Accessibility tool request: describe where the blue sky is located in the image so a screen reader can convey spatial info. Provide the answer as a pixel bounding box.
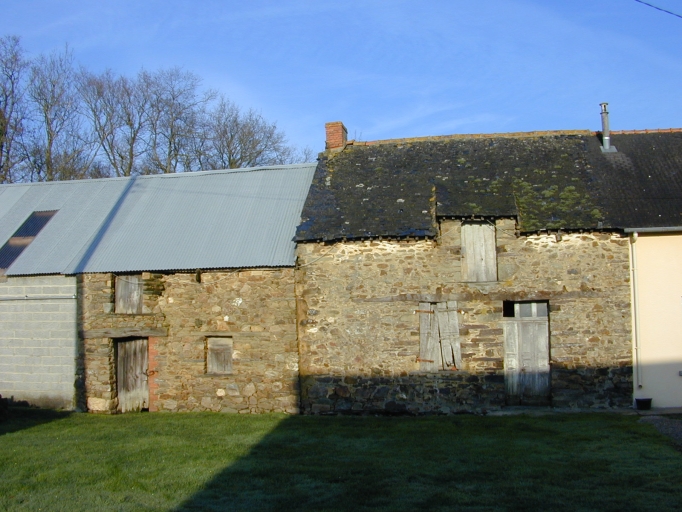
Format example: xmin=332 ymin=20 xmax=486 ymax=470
xmin=5 ymin=1 xmax=682 ymax=153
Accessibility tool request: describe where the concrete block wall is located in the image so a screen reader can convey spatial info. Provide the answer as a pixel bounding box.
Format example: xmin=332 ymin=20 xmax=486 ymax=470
xmin=0 ymin=275 xmax=77 ymax=409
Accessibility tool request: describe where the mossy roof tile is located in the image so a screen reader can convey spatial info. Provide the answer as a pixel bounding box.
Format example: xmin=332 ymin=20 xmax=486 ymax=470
xmin=295 ymin=131 xmax=682 ymax=241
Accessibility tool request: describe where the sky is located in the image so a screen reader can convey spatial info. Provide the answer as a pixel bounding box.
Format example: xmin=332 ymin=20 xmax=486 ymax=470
xmin=4 ymin=0 xmax=682 ymax=154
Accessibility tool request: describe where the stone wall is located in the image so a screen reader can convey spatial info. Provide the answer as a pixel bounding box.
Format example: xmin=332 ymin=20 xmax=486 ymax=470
xmin=81 ymin=269 xmax=299 ymax=414
xmin=295 ymin=219 xmax=633 ymax=413
xmin=80 ymin=272 xmax=165 ymax=412
xmin=0 ymin=275 xmax=77 ymax=409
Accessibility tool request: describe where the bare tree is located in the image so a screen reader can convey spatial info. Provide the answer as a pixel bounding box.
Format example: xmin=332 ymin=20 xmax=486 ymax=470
xmin=141 ymin=67 xmax=215 ymax=174
xmin=0 ymin=36 xmax=28 ymax=183
xmin=24 ymin=46 xmax=96 ymax=181
xmin=0 ymin=35 xmax=313 ymax=182
xmin=79 ymin=69 xmax=150 ymax=176
xmin=200 ymin=96 xmax=312 ymax=169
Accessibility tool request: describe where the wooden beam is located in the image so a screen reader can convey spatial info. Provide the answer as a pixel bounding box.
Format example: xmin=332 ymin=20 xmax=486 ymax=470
xmin=352 ymin=288 xmax=606 ymax=303
xmin=191 ymin=331 xmax=273 ymax=338
xmin=81 ymin=327 xmax=167 ymax=339
xmin=353 ymin=293 xmax=464 ymax=303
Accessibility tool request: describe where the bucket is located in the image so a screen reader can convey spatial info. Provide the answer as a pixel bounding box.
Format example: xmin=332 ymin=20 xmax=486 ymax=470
xmin=635 ymin=398 xmax=652 ymax=410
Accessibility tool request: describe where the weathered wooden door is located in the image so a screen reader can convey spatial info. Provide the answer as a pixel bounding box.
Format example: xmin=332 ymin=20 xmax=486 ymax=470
xmin=504 ymin=302 xmax=550 ymax=405
xmin=419 ymin=301 xmax=462 ymax=371
xmin=117 ymin=338 xmax=149 ymax=412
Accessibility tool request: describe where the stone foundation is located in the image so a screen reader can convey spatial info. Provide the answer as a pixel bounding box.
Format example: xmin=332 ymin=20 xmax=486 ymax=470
xmin=301 ymin=373 xmax=506 ymax=415
xmin=551 ymin=366 xmax=633 ymax=408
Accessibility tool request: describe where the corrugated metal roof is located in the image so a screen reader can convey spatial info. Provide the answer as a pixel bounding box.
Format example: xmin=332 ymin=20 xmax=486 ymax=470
xmin=0 ymin=163 xmax=316 ymax=275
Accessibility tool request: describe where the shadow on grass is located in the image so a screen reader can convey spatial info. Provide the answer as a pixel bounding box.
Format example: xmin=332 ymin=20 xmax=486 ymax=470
xmin=172 ymin=413 xmax=682 ymax=512
xmin=0 ymin=406 xmax=72 ymax=436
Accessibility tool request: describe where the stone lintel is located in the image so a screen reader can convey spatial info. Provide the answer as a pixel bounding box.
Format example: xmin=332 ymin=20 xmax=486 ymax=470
xmin=81 ymin=327 xmax=167 ymax=339
xmin=196 ymin=331 xmax=271 ymax=338
xmin=353 ymin=288 xmax=608 ymax=303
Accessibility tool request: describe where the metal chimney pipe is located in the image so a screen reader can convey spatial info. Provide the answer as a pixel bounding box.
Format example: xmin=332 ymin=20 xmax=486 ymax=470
xmin=600 ymin=103 xmax=611 ymax=150
xmin=599 ymin=103 xmax=617 ymax=153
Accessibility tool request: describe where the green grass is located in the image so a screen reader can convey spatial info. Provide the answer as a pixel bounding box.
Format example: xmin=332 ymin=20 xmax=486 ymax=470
xmin=1 ymin=410 xmax=681 ymax=511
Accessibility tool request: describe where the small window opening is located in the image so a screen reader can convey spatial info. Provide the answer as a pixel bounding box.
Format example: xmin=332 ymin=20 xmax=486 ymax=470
xmin=461 ymin=221 xmax=497 ymax=282
xmin=207 ymin=337 xmax=233 ymax=375
xmin=115 ymin=274 xmax=144 ymax=314
xmin=0 ymin=210 xmax=57 ymax=270
xmin=503 ymin=300 xmax=548 ymax=318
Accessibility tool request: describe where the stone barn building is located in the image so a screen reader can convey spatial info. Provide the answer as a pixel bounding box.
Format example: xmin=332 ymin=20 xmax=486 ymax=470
xmin=293 ymin=121 xmax=682 ymax=413
xmin=0 ymin=164 xmax=316 ymax=413
xmin=2 ymin=119 xmax=681 ymax=414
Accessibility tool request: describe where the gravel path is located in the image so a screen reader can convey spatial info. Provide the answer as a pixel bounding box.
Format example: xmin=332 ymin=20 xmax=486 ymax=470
xmin=639 ymin=415 xmax=682 ymax=446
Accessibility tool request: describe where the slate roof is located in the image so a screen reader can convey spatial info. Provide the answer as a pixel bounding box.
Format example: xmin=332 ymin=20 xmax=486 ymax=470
xmin=295 ymin=130 xmax=682 ymax=241
xmin=0 ymin=163 xmax=316 ymax=275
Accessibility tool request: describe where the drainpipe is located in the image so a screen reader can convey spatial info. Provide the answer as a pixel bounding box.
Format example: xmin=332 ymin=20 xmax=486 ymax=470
xmin=629 ymin=232 xmax=643 ymax=390
xmin=599 ymin=103 xmax=617 ymax=153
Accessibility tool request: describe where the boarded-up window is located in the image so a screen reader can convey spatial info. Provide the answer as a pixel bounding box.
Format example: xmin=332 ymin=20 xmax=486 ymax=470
xmin=419 ymin=301 xmax=462 ymax=372
xmin=115 ymin=275 xmax=143 ymax=314
xmin=461 ymin=222 xmax=497 ymax=282
xmin=207 ymin=337 xmax=233 ymax=375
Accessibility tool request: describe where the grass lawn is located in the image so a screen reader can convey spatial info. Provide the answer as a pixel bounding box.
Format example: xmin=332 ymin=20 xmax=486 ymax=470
xmin=1 ymin=409 xmax=681 ymax=511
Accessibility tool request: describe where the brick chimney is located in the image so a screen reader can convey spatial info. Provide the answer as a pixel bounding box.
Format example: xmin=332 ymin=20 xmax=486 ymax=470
xmin=325 ymin=121 xmax=347 ymax=150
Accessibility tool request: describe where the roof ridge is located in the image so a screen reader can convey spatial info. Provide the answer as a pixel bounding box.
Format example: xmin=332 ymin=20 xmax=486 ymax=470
xmin=349 ymin=129 xmax=592 ymax=146
xmin=345 ymin=127 xmax=682 ymax=147
xmin=0 ymin=162 xmax=317 ymax=187
xmin=598 ymin=127 xmax=682 ymax=135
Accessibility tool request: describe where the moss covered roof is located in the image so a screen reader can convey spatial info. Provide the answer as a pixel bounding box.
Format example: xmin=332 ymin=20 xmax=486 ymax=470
xmin=295 ymin=130 xmax=682 ymax=241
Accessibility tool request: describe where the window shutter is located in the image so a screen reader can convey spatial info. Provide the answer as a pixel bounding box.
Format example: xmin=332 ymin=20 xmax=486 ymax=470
xmin=436 ymin=301 xmax=461 ymax=370
xmin=461 ymin=223 xmax=497 ymax=282
xmin=419 ymin=302 xmax=440 ymax=372
xmin=207 ymin=337 xmax=233 ymax=374
xmin=115 ymin=275 xmax=143 ymax=314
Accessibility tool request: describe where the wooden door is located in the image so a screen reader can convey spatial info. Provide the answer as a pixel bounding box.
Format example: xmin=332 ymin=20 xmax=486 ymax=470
xmin=504 ymin=302 xmax=550 ymax=405
xmin=117 ymin=338 xmax=149 ymax=412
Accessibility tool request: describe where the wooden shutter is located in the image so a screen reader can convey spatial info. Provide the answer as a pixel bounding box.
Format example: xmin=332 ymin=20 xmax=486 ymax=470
xmin=117 ymin=338 xmax=149 ymax=412
xmin=115 ymin=275 xmax=143 ymax=314
xmin=461 ymin=223 xmax=497 ymax=282
xmin=436 ymin=301 xmax=462 ymax=370
xmin=207 ymin=337 xmax=233 ymax=374
xmin=419 ymin=302 xmax=440 ymax=372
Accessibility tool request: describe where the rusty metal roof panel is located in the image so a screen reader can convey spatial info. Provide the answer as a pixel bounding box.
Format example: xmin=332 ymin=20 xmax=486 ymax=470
xmin=0 ymin=164 xmax=316 ymax=275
